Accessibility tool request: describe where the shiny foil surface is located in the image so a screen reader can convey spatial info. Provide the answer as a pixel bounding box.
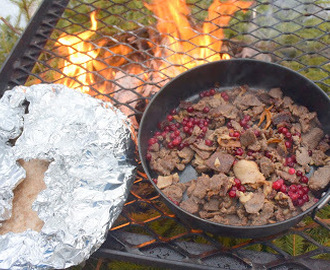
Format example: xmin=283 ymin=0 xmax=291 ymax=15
xmin=0 ymin=84 xmax=136 ymax=269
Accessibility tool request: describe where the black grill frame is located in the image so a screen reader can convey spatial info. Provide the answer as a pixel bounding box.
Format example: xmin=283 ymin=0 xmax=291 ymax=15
xmin=0 ymin=0 xmax=329 ymax=269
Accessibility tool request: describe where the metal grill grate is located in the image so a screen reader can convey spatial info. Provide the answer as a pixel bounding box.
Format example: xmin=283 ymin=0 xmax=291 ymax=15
xmin=0 ymin=0 xmax=329 ymax=269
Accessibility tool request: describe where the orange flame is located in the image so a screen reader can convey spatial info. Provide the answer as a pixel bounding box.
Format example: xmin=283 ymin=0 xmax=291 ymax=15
xmin=56 ymin=11 xmax=100 ymax=94
xmin=146 ymin=0 xmax=253 ymax=77
xmin=56 ymin=1 xmax=253 ymax=96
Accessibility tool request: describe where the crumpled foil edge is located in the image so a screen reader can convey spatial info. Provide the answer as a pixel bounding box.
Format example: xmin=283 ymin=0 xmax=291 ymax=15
xmin=0 ymin=84 xmax=136 ymax=269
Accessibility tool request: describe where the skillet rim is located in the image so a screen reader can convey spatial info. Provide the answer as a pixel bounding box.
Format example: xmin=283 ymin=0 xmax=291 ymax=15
xmin=138 ymin=59 xmax=330 ymax=234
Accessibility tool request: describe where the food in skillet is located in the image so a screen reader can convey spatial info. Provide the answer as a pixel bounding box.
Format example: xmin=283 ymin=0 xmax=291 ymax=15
xmin=146 ymin=86 xmax=330 ymax=226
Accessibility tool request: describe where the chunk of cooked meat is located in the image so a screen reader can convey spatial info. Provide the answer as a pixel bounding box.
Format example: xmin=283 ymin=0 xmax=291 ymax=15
xmin=180 ymin=197 xmax=199 ymax=214
xmin=178 ymin=147 xmax=195 ymax=164
xmin=208 ymin=173 xmax=231 ymax=196
xmin=302 ymin=127 xmax=324 ymax=150
xmin=233 ymin=160 xmax=265 ymax=184
xmin=205 ymin=152 xmax=235 ymax=173
xmin=259 ymin=156 xmax=275 ymax=177
xmin=162 ymin=183 xmax=186 ymax=203
xmin=240 ymin=129 xmax=257 ymax=147
xmin=272 ymin=111 xmax=292 ymax=125
xmin=309 ymin=164 xmax=330 ymax=190
xmin=268 ymin=88 xmax=283 ymax=99
xmin=296 ymin=147 xmax=311 ymax=170
xmin=157 ymin=173 xmax=180 ymax=189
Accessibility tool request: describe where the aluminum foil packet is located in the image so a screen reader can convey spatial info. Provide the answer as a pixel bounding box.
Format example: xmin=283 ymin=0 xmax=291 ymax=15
xmin=0 ymin=84 xmax=136 ymax=269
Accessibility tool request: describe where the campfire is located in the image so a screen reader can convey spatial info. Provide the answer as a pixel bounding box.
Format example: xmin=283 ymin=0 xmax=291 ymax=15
xmin=55 ymin=0 xmax=253 ymax=127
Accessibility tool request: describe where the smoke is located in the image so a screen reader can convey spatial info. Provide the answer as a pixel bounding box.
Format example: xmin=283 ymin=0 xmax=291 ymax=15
xmin=249 ymin=0 xmax=329 ymax=40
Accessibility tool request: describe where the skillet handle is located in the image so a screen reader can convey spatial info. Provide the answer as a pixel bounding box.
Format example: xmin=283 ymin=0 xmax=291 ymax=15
xmin=311 ymin=191 xmax=330 ymax=230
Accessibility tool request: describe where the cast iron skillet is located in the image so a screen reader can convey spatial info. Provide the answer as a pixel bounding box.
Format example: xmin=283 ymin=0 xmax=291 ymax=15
xmin=138 ymin=59 xmax=330 ymax=238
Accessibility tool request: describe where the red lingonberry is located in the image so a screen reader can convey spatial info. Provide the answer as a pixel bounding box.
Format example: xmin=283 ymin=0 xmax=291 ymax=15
xmin=286 ymin=156 xmax=293 ymax=164
xmin=253 ymin=130 xmax=261 ymax=137
xmin=205 ymin=139 xmax=213 ymax=146
xmin=247 ymin=150 xmax=254 ymax=156
xmin=302 ymin=194 xmax=309 ymax=202
xmin=239 ymin=119 xmax=247 ymax=127
xmin=288 ymin=168 xmax=295 ymax=175
xmin=228 ymin=190 xmax=236 ymax=198
xmin=287 ymin=162 xmax=295 ymax=168
xmin=178 ymin=143 xmax=185 ymax=150
xmin=285 ymin=141 xmax=292 ymax=148
xmin=187 ymin=106 xmax=194 ymax=113
xmin=285 ymin=132 xmax=292 ymax=139
xmin=167 ymin=142 xmax=174 ymax=149
xmin=296 ymin=170 xmax=303 ymax=177
xmin=290 ymin=193 xmax=299 ymax=201
xmin=297 ymin=189 xmax=304 ymax=198
xmin=233 ymin=131 xmax=240 ymax=138
xmin=172 ymin=136 xmax=182 ymax=146
xmin=167 ymin=115 xmax=174 ymax=122
xmin=152 ymin=178 xmax=157 ymax=184
xmin=186 ymin=121 xmax=194 ymax=128
xmin=235 ymin=148 xmax=244 ymax=156
xmin=203 ymin=106 xmax=210 ymax=113
xmin=161 ymin=131 xmax=167 ymax=138
xmin=164 ymin=126 xmax=170 ymax=132
xmin=170 ymin=108 xmax=177 ymax=115
xmin=169 ymin=124 xmax=177 ymax=131
xmin=234 ymin=178 xmax=241 ymax=187
xmin=289 ymin=185 xmax=297 ymax=192
xmin=280 ymin=184 xmax=287 ymax=193
xmin=302 ymin=186 xmax=309 ymax=194
xmin=198 ymin=122 xmax=204 ymax=129
xmin=297 ymin=199 xmax=304 ymax=206
xmin=209 ymin=89 xmax=216 ymax=95
xmin=238 ymin=185 xmax=246 ymax=192
xmin=272 ymin=180 xmax=282 ymax=191
xmin=300 ymin=176 xmax=309 ymax=184
xmin=227 ymin=121 xmax=233 ymax=128
xmin=244 ymin=115 xmax=251 ymax=121
xmin=146 ymin=153 xmax=152 ymax=161
xmin=281 ymin=127 xmax=288 ymax=134
xmin=294 ymin=132 xmax=301 ymax=137
xmin=148 ymin=137 xmax=158 ymax=145
xmin=183 ymin=126 xmax=190 ymax=133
